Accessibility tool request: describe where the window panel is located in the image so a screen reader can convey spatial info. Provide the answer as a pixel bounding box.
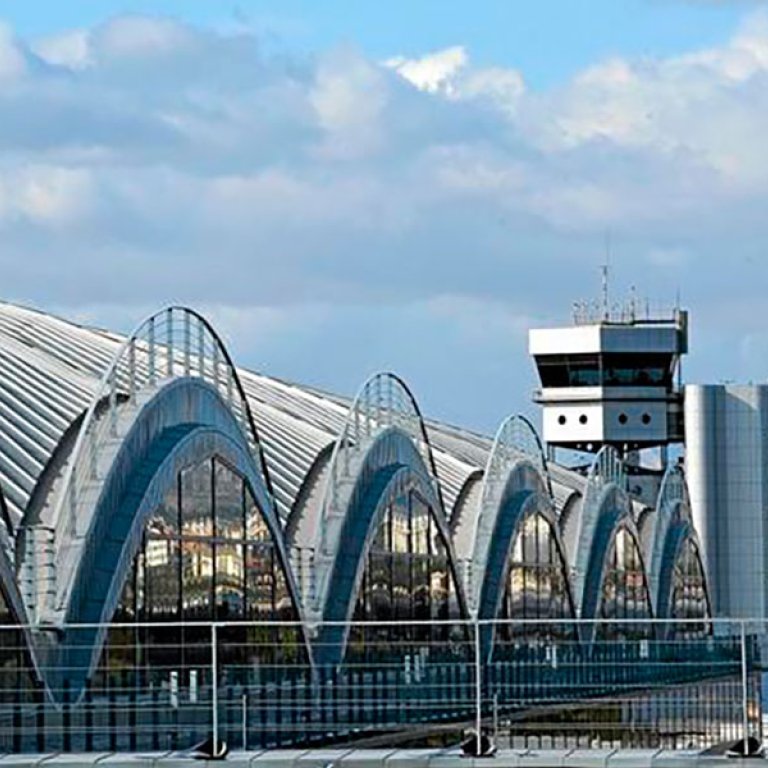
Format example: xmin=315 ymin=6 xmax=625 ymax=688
xmin=146 ymin=483 xmax=178 ymax=537
xmin=246 ymin=543 xmax=274 ymax=620
xmin=98 ymin=453 xmax=307 ymax=681
xmin=671 ymin=538 xmax=710 ymax=638
xmin=144 ymin=537 xmax=180 ymax=620
xmin=391 ymin=498 xmax=410 ymax=554
xmin=215 ymin=459 xmax=244 ymax=540
xmin=215 ymin=541 xmax=245 ymax=619
xmin=181 ymin=460 xmax=213 ymax=538
xmin=392 ymin=553 xmax=411 ymax=621
xmin=411 ymin=493 xmax=430 ymax=555
xmin=597 ymin=527 xmax=651 ymax=640
xmin=497 ymin=512 xmax=574 ymax=647
xmin=246 ymin=487 xmax=269 ymax=541
xmin=369 ymin=553 xmax=392 ymax=621
xmin=181 ymin=539 xmax=214 ymax=620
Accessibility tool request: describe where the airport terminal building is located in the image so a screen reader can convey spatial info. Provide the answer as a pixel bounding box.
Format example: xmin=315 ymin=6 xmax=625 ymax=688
xmin=0 ymin=301 xmax=741 ymax=751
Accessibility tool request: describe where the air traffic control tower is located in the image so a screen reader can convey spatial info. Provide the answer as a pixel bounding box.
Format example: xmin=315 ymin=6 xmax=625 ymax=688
xmin=529 ymin=299 xmax=688 ymax=465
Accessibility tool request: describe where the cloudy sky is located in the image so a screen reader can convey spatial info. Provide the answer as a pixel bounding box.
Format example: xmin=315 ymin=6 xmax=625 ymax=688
xmin=0 ymin=1 xmax=766 ymax=433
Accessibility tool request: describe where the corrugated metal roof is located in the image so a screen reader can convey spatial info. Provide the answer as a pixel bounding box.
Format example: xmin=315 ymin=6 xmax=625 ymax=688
xmin=0 ymin=304 xmax=120 ymax=528
xmin=0 ymin=301 xmax=594 ymax=542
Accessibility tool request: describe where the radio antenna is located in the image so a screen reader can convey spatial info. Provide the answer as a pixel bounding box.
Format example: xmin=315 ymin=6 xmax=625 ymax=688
xmin=601 ymin=231 xmax=612 ymax=321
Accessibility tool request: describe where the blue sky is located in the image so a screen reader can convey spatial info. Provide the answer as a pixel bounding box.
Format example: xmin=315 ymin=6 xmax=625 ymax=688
xmin=0 ymin=0 xmax=751 ymax=86
xmin=0 ymin=1 xmax=767 ymax=432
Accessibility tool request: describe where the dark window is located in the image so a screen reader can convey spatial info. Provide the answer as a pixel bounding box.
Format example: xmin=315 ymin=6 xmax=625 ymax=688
xmin=349 ymin=489 xmax=465 ymax=660
xmin=495 ymin=512 xmax=575 ymax=652
xmin=596 ymin=527 xmax=652 ymax=641
xmin=601 ymin=353 xmax=674 ymax=387
xmin=536 ymin=354 xmax=601 ymax=387
xmin=536 ymin=353 xmax=675 ymax=388
xmin=670 ymin=538 xmax=710 ymax=638
xmin=97 ymin=455 xmax=305 ymax=687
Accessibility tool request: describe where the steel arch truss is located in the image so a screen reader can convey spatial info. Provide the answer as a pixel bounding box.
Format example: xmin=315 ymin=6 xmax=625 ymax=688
xmin=651 ymin=466 xmax=712 ymax=631
xmin=579 ymin=489 xmax=651 ymax=643
xmin=565 ymin=445 xmax=629 ymax=615
xmin=647 ymin=465 xmax=691 ymax=611
xmin=476 ymin=487 xmax=575 ymax=659
xmin=44 ymin=307 xmax=272 ymax=572
xmin=312 ymin=426 xmax=466 ymax=666
xmin=467 ymin=414 xmax=552 ymax=614
xmin=312 ymin=372 xmax=443 ymax=608
xmin=315 ymin=427 xmax=466 ymax=664
xmin=21 ymin=307 xmax=275 ymax=625
xmin=36 ymin=377 xmax=307 ymax=698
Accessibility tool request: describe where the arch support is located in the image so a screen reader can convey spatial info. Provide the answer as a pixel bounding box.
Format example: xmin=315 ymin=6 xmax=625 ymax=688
xmin=20 ymin=307 xmax=275 ymax=625
xmin=25 ymin=377 xmax=303 ymax=698
xmin=312 ymin=372 xmax=445 ymax=612
xmin=312 ymin=427 xmax=466 ymax=666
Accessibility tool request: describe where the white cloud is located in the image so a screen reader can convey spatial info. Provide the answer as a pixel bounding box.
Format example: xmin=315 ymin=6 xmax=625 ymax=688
xmin=92 ymin=15 xmax=196 ymax=60
xmin=34 ymin=29 xmax=91 ymax=70
xmin=386 ymin=45 xmax=525 ymax=115
xmin=386 ymin=46 xmax=468 ymax=94
xmin=2 ymin=12 xmax=768 ymax=426
xmin=310 ymin=47 xmax=390 ymax=158
xmin=518 ymin=10 xmax=768 ymax=190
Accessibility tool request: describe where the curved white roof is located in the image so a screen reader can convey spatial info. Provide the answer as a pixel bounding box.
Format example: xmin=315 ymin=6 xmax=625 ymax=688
xmin=0 ymin=300 xmax=619 ymax=559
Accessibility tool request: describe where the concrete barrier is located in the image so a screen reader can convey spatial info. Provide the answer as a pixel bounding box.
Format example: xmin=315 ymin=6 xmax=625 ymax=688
xmin=0 ymin=748 xmax=763 ymax=768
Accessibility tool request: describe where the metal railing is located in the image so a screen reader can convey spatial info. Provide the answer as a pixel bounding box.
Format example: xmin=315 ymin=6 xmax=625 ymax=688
xmin=0 ymin=618 xmax=761 ymax=754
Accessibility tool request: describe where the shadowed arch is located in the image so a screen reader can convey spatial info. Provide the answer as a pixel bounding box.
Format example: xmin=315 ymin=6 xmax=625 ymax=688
xmin=656 ymin=521 xmax=711 ymax=637
xmin=40 ymin=306 xmax=274 ymax=619
xmin=46 ymin=377 xmax=305 ymax=696
xmin=466 ymin=414 xmax=552 ymax=615
xmin=449 ymin=470 xmax=483 ymax=536
xmin=644 ymin=465 xmax=711 ymax=637
xmin=580 ymin=486 xmax=652 ymax=643
xmin=477 ymin=461 xmax=574 ymax=656
xmin=314 ymin=426 xmax=467 ymax=667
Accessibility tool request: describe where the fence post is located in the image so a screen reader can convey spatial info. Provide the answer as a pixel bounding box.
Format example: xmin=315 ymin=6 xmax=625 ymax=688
xmin=212 ymin=623 xmax=219 ymax=753
xmin=740 ymin=619 xmax=749 ymax=745
xmin=474 ymin=618 xmax=482 ymax=754
xmin=242 ymin=692 xmax=248 ymax=750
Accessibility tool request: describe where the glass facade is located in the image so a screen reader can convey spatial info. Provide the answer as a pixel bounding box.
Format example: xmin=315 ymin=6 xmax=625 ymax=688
xmin=669 ymin=537 xmax=710 ymax=638
xmin=596 ymin=526 xmax=652 ymax=640
xmin=496 ymin=511 xmax=575 ymax=645
xmin=536 ymin=353 xmax=675 ymax=388
xmin=97 ymin=456 xmax=303 ymax=685
xmin=347 ymin=490 xmax=465 ymax=658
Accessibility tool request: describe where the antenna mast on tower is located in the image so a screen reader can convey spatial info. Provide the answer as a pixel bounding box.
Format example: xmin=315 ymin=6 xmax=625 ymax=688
xmin=601 ymin=230 xmax=612 ymax=322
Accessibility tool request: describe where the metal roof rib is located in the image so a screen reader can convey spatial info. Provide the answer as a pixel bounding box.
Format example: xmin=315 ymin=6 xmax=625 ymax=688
xmin=0 ymin=300 xmax=600 ymax=555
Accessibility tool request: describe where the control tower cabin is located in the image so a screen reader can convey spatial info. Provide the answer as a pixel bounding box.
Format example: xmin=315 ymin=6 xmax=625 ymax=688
xmin=529 ymin=302 xmax=688 ymax=459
